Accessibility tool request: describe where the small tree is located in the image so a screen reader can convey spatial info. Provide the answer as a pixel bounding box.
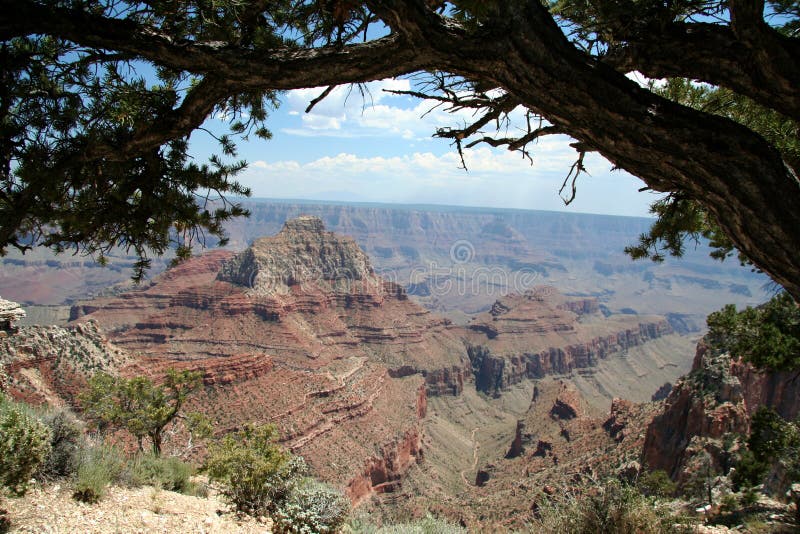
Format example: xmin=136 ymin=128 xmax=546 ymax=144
xmin=205 ymin=424 xmax=306 ymax=517
xmin=637 ymin=470 xmax=677 ymax=499
xmin=683 ymin=451 xmax=716 ymax=509
xmin=734 ymin=407 xmax=800 ymax=497
xmin=80 ymin=369 xmax=202 ymax=455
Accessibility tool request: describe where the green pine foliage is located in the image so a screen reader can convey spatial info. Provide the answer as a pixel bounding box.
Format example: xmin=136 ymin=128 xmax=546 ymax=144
xmin=637 ymin=470 xmax=677 ymax=499
xmin=0 ymin=34 xmax=257 ymax=281
xmin=205 ymin=423 xmax=304 ymax=517
xmin=706 ymin=293 xmax=800 ymax=371
xmin=623 ymin=76 xmax=800 ymax=270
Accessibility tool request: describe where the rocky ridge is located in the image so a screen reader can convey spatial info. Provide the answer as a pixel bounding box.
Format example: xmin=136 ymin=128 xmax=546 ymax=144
xmin=643 ymin=340 xmax=800 ymax=485
xmin=0 ymin=321 xmax=129 ymax=405
xmin=463 ymin=288 xmax=673 ymax=396
xmin=0 ymin=296 xmax=25 ymax=331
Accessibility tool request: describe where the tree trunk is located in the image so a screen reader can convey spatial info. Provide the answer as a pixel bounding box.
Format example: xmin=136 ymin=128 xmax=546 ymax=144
xmin=151 ymin=431 xmax=162 ymax=456
xmin=431 ymin=2 xmax=800 ymax=299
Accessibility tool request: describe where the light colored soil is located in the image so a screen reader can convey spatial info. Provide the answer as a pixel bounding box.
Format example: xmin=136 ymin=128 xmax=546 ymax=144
xmin=4 ymin=482 xmax=271 ymax=533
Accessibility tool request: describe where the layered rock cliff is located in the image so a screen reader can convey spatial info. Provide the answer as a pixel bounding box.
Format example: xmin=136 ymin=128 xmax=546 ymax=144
xmin=462 ymin=288 xmax=673 ymax=396
xmin=642 ymin=340 xmax=800 ymax=483
xmin=69 ymin=217 xmax=469 ymax=492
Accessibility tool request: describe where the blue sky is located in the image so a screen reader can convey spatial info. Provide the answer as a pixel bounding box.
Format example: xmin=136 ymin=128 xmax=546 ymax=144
xmin=192 ymin=77 xmax=659 ymax=217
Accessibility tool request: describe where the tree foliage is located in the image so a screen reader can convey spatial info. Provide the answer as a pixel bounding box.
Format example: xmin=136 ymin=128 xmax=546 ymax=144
xmin=625 ymin=78 xmax=800 ymax=267
xmin=706 ymin=292 xmax=800 ymax=372
xmin=204 ymin=423 xmax=305 ymax=517
xmin=732 ymin=407 xmax=800 ymax=493
xmin=79 ymin=369 xmax=203 ymax=455
xmin=1 ymin=0 xmax=800 ymax=296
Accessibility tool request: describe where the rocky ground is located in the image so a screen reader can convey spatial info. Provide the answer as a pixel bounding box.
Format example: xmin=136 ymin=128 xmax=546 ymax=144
xmin=3 ymin=481 xmax=269 ymax=533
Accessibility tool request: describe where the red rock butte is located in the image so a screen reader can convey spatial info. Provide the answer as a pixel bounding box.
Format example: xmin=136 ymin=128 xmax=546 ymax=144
xmin=70 ymin=216 xmax=470 ymax=501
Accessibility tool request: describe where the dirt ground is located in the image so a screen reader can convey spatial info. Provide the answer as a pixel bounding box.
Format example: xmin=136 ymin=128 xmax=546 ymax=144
xmin=3 ymin=481 xmax=271 ymax=533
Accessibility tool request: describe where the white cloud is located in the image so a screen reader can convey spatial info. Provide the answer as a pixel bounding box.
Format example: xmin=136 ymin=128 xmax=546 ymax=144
xmin=242 ymin=144 xmax=652 ymax=217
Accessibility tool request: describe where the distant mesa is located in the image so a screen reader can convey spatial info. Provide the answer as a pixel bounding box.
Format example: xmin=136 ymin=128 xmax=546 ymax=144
xmin=464 ymin=289 xmax=672 ymax=396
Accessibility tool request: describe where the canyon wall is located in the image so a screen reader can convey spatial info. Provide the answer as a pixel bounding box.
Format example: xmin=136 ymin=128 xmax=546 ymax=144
xmin=642 ymin=340 xmax=800 ymax=482
xmin=67 ymin=217 xmax=469 ymax=492
xmin=461 ymin=289 xmax=673 ymax=396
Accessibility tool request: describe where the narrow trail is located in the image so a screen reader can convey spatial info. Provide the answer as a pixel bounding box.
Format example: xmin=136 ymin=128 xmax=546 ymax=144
xmin=460 ymin=427 xmax=480 ymax=487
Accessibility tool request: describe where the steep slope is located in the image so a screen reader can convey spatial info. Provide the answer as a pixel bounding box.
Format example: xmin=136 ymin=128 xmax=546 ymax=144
xmin=70 ymin=217 xmax=469 ymax=498
xmin=643 ymin=341 xmax=800 ymax=484
xmin=0 ymin=320 xmax=129 ymax=405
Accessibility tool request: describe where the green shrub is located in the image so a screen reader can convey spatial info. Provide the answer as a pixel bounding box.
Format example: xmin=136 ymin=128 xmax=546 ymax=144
xmin=273 ymin=480 xmax=350 ymax=534
xmin=72 ymin=443 xmax=125 ymax=503
xmin=731 ymin=449 xmax=767 ymax=491
xmin=706 ymin=293 xmax=800 ymax=371
xmin=741 ymin=488 xmax=760 ymax=506
xmin=637 ymin=470 xmax=677 ymax=498
xmin=126 ymin=453 xmax=194 ymax=493
xmin=532 ymin=480 xmax=687 ymax=534
xmin=37 ymin=409 xmax=85 ymax=480
xmin=719 ymin=492 xmax=738 ymax=513
xmin=205 ymin=424 xmax=305 ymax=516
xmin=0 ymin=395 xmax=52 ymax=496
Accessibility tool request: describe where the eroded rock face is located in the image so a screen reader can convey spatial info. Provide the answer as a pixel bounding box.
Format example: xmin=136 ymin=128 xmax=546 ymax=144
xmin=346 ymin=428 xmax=423 ymax=505
xmin=731 ymin=358 xmax=800 ymax=422
xmin=69 ymin=217 xmax=470 ymax=492
xmin=603 ymin=398 xmax=636 ymax=442
xmin=218 ymin=216 xmax=374 ymax=295
xmin=642 ymin=342 xmax=750 ymax=481
xmin=550 ymin=386 xmax=581 ymax=420
xmin=505 ymin=420 xmax=527 ymax=458
xmin=643 ymin=339 xmax=800 ymax=485
xmin=0 ymin=321 xmax=128 ymax=404
xmin=463 ymin=289 xmax=673 ymax=396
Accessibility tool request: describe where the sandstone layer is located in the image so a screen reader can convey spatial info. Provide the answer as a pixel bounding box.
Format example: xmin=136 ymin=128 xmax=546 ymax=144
xmin=462 ymin=287 xmax=673 ymax=396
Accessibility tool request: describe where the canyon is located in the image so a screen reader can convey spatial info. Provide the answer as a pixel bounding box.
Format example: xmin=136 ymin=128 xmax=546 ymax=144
xmin=0 ymin=215 xmax=705 ymax=524
xmin=463 ymin=289 xmax=674 ymax=396
xmin=2 ymin=200 xmax=765 ymax=328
